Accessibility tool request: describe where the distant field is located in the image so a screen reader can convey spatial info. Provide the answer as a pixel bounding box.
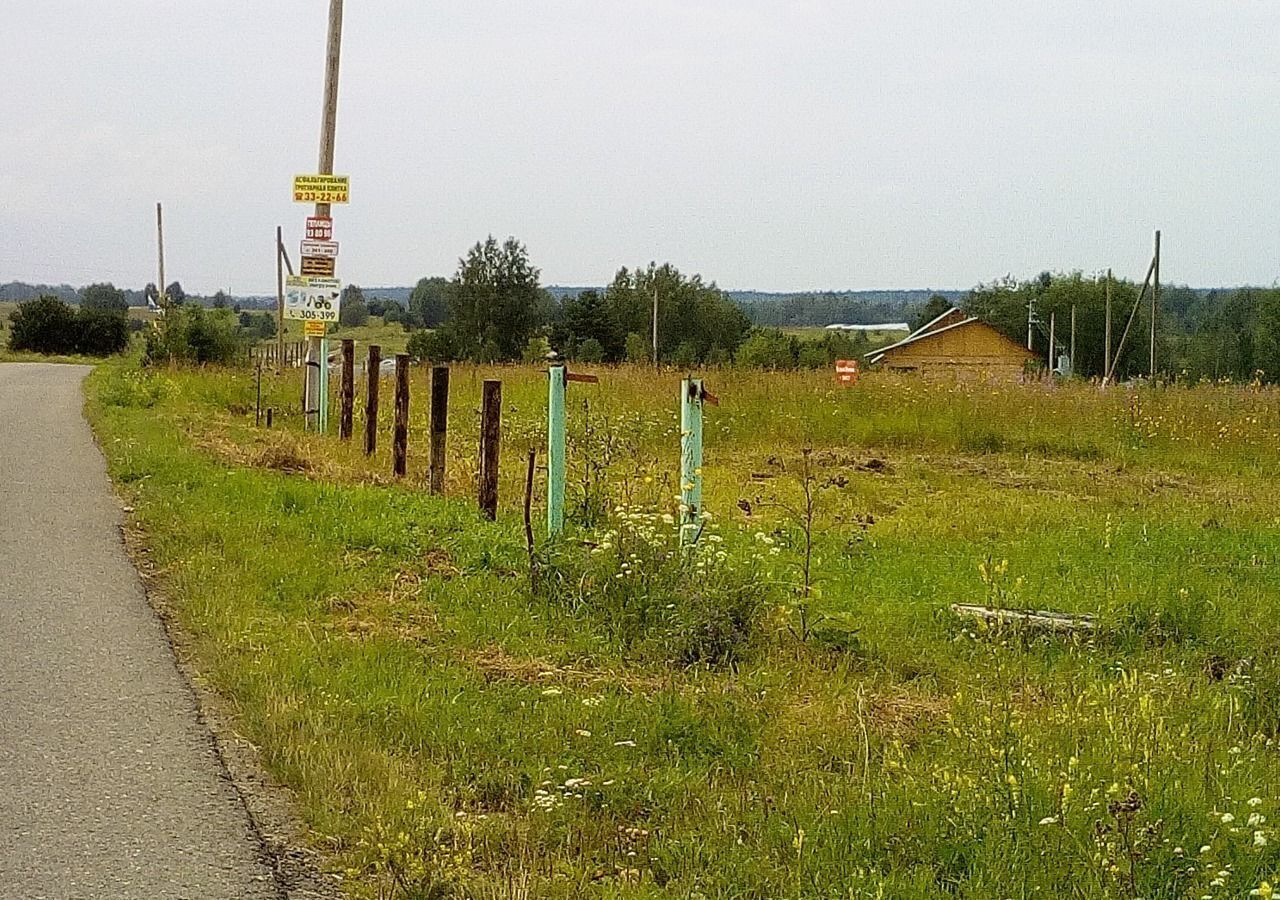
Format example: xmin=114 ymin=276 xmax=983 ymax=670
xmin=87 ymin=358 xmax=1280 ymax=898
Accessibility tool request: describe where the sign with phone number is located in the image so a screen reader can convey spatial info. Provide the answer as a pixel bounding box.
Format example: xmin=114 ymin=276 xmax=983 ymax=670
xmin=284 ymin=275 xmax=342 ymax=322
xmin=293 ymin=174 xmax=350 ymax=204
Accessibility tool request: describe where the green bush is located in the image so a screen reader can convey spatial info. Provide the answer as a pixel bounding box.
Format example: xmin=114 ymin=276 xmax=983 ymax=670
xmin=75 ymin=307 xmax=131 ymax=355
xmin=9 ymin=296 xmax=80 ymax=354
xmin=576 ymin=337 xmax=605 ymax=363
xmin=8 ymin=296 xmax=129 ymax=356
xmin=144 ymin=306 xmax=245 ymax=365
xmin=624 ymin=331 xmax=650 ymax=364
xmin=735 ymin=329 xmax=797 ymax=369
xmin=406 ymin=329 xmax=458 ymax=363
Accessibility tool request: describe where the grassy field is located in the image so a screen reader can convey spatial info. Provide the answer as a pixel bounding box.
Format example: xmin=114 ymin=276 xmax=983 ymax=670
xmin=86 ymin=358 xmax=1280 ymax=898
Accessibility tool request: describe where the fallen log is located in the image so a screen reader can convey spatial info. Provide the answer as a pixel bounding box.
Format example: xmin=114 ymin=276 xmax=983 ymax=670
xmin=950 ymin=604 xmax=1096 ymax=632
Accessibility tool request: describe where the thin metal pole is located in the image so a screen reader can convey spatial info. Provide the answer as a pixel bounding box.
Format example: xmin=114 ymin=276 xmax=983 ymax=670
xmin=547 ymin=365 xmax=566 ymax=536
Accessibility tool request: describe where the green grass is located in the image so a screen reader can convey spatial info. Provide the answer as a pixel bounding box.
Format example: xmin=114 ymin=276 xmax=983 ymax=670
xmin=86 ymin=359 xmax=1280 ymax=898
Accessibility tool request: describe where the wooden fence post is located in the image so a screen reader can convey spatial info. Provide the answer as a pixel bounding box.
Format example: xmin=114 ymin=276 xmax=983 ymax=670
xmin=339 ymin=339 xmax=354 ymax=439
xmin=479 ymin=380 xmax=501 ymax=519
xmin=429 ymin=366 xmax=450 ymax=495
xmin=364 ymin=344 xmax=381 ymax=456
xmin=393 ymin=354 xmax=409 ymax=477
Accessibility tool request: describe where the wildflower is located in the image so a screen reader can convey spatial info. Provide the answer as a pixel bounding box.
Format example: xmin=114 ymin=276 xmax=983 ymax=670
xmin=1255 ymin=831 xmax=1269 ymax=848
xmin=1251 ymin=797 xmax=1265 ymax=807
xmin=541 ymin=687 xmax=562 ymax=696
xmin=1252 ymin=884 xmax=1274 ymax=899
xmin=1038 ymin=816 xmax=1059 ymax=826
xmin=614 ymin=739 xmax=637 ymax=747
xmin=1250 ymin=813 xmax=1267 ymax=827
xmin=575 ymin=729 xmax=592 ymax=737
xmin=1222 ymin=813 xmax=1236 ymax=824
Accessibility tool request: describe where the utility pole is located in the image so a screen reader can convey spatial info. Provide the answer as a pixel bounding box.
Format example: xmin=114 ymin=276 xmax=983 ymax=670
xmin=1070 ymin=305 xmax=1076 ymax=376
xmin=275 ymin=227 xmax=285 ymax=374
xmin=1048 ymin=311 xmax=1056 ymax=375
xmin=1150 ymin=229 xmax=1161 ymax=378
xmin=305 ymin=0 xmax=345 ymax=431
xmin=1104 ymin=269 xmax=1112 ymax=381
xmin=652 ymin=282 xmax=659 ymax=369
xmin=155 ymin=202 xmax=167 ymax=310
xmin=1026 ymin=294 xmax=1036 ymax=351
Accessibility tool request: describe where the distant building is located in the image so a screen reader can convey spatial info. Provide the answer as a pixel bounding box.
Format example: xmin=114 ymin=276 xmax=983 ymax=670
xmin=865 ymin=307 xmax=1038 ymax=380
xmin=824 ymin=323 xmax=910 ymax=332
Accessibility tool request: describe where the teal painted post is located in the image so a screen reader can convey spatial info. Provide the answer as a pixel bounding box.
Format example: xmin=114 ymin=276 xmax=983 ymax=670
xmin=318 ymin=336 xmax=330 ymax=434
xmin=680 ymin=378 xmax=704 ymax=546
xmin=547 ymin=365 xmax=567 ymax=537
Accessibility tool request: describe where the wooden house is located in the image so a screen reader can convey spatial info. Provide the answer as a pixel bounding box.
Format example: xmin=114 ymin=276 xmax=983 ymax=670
xmin=865 ymin=307 xmax=1038 ymax=380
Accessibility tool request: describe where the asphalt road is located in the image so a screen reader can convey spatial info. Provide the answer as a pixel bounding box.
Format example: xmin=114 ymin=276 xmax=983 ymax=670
xmin=0 ymin=364 xmax=279 ymax=899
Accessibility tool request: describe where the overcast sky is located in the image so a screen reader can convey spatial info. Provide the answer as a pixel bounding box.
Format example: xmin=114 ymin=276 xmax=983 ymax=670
xmin=2 ymin=1 xmax=1277 ymax=295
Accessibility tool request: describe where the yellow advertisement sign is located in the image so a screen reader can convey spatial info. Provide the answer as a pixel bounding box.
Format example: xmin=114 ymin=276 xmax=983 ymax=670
xmin=293 ymin=174 xmax=350 ymax=204
xmin=303 ymin=320 xmax=328 ymax=337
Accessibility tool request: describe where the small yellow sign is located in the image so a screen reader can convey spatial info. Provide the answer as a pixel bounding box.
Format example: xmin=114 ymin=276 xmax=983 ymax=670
xmin=303 ymin=320 xmax=327 ymax=337
xmin=293 ymin=174 xmax=350 ymax=204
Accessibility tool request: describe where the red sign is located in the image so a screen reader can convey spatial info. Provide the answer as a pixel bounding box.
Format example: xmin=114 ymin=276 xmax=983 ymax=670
xmin=305 ymin=216 xmax=333 ymax=241
xmin=835 ymin=359 xmax=861 ymax=385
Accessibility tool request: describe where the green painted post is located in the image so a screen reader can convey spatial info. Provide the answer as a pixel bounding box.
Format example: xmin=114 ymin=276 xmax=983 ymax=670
xmin=547 ymin=365 xmax=567 ymax=537
xmin=680 ymin=377 xmax=704 ymax=546
xmin=318 ymin=336 xmax=330 ymax=433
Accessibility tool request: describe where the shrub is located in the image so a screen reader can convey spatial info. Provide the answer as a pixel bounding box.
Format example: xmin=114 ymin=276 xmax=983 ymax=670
xmin=339 ymin=296 xmax=370 ymax=327
xmin=8 ymin=296 xmax=129 ymax=356
xmin=540 ymin=508 xmax=768 ymax=667
xmin=735 ymin=329 xmax=797 ymax=369
xmin=144 ymin=306 xmax=245 ymax=365
xmin=624 ymin=332 xmax=650 ymax=364
xmin=75 ymin=307 xmax=130 ymax=355
xmin=576 ymin=338 xmax=605 ymax=363
xmin=8 ymin=296 xmax=79 ymax=354
xmin=671 ymin=341 xmax=700 ymax=368
xmin=406 ymin=329 xmax=458 ymax=363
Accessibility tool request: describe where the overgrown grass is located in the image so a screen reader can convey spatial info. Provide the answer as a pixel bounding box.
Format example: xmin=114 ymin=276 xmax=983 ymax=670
xmin=87 ymin=358 xmax=1280 ymax=898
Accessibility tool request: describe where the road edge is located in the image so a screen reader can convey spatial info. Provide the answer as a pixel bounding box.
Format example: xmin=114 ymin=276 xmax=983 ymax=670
xmin=118 ymin=515 xmax=346 ymax=900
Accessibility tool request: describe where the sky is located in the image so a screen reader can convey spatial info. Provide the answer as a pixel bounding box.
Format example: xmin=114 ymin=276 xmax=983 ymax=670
xmin=2 ymin=0 xmax=1278 ymax=295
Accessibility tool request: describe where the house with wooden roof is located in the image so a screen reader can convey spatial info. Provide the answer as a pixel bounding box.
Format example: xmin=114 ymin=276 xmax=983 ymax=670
xmin=865 ymin=307 xmax=1039 ymax=380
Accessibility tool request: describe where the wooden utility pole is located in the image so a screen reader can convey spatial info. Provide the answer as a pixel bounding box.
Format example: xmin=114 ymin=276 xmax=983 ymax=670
xmin=156 ymin=203 xmax=167 ymax=308
xmin=275 ymin=227 xmax=285 ymax=373
xmin=1150 ymin=230 xmax=1161 ymax=377
xmin=1026 ymin=295 xmax=1035 ymax=350
xmin=306 ymin=0 xmax=345 ymax=432
xmin=392 ymin=354 xmax=409 ymax=477
xmin=364 ymin=344 xmax=380 ymax=456
xmin=339 ymin=339 xmax=354 ymax=439
xmin=429 ymin=366 xmax=450 ymax=495
xmin=1104 ymin=269 xmax=1112 ymax=381
xmin=479 ymin=380 xmax=502 ymax=520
